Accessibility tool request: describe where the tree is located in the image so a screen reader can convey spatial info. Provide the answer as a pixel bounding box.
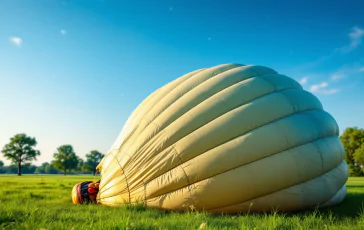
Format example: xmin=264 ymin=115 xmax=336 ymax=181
xmin=45 ymin=163 xmax=58 ymax=174
xmin=5 ymin=165 xmax=18 ymax=174
xmin=52 ymin=145 xmax=79 ymax=175
xmin=22 ymin=165 xmax=37 ymax=174
xmin=35 ymin=162 xmax=49 ymax=174
xmin=1 ymin=134 xmax=41 ymax=176
xmin=0 ymin=161 xmax=4 ymax=174
xmin=76 ymin=157 xmax=84 ymax=172
xmin=83 ymin=150 xmax=104 ymax=175
xmin=340 ymin=127 xmax=364 ymax=176
xmin=354 ymin=144 xmax=364 ymax=172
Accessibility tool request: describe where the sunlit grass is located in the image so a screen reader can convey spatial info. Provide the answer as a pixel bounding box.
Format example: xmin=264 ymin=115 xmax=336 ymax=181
xmin=0 ymin=175 xmax=363 ymax=229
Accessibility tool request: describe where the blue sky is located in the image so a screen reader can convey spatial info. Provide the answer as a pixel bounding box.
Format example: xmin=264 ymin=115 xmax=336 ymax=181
xmin=0 ymin=0 xmax=363 ymax=166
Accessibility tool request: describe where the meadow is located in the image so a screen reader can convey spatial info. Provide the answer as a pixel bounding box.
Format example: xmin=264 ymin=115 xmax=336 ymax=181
xmin=0 ymin=176 xmax=364 ymax=230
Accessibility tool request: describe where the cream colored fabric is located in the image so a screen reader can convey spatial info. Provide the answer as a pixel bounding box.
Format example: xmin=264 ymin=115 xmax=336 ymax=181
xmin=96 ymin=64 xmax=348 ymax=213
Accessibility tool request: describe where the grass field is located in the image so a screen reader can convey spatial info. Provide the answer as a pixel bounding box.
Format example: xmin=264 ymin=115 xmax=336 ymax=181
xmin=0 ymin=176 xmax=364 ymax=230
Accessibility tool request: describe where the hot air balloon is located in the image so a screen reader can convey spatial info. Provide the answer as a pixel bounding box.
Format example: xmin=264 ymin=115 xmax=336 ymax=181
xmin=73 ymin=64 xmax=348 ymax=214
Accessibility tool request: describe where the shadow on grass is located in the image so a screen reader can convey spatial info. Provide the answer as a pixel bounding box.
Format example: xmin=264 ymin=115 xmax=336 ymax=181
xmin=150 ymin=184 xmax=364 ymax=220
xmin=345 ymin=185 xmax=364 ymax=189
xmin=52 ymin=180 xmax=364 ymax=223
xmin=95 ymin=191 xmax=364 ymax=221
xmin=320 ymin=193 xmax=364 ymax=218
xmin=283 ymin=184 xmax=364 ymax=219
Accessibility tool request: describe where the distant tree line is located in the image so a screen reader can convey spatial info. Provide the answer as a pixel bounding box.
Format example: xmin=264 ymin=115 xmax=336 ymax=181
xmin=2 ymin=127 xmax=364 ymax=176
xmin=340 ymin=127 xmax=364 ymax=176
xmin=1 ymin=133 xmax=104 ymax=175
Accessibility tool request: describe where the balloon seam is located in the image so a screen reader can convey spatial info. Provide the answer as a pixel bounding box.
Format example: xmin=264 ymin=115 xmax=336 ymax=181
xmin=207 ymin=162 xmax=347 ymax=212
xmin=143 ymin=102 xmax=320 ymax=187
xmin=145 ymin=132 xmax=337 ymax=200
xmin=122 ymin=65 xmax=244 ymax=154
xmin=124 ymin=80 xmax=301 ymax=183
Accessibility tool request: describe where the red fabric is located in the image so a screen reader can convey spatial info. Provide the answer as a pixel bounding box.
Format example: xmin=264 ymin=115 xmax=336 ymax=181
xmin=88 ymin=187 xmax=98 ymax=195
xmin=77 ymin=183 xmax=83 ymax=203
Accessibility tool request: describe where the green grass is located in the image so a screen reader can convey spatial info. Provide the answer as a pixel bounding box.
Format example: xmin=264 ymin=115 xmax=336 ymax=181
xmin=0 ymin=176 xmax=364 ymax=230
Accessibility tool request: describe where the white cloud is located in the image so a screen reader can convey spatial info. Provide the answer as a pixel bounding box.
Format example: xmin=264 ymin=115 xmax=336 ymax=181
xmin=288 ymin=26 xmax=364 ymax=74
xmin=291 ymin=26 xmax=364 ymax=73
xmin=338 ymin=26 xmax=364 ymax=53
xmin=330 ymin=63 xmax=364 ymax=81
xmin=9 ymin=37 xmax=22 ymax=46
xmin=331 ymin=73 xmax=345 ymax=81
xmin=309 ymin=82 xmax=325 ymax=92
xmin=299 ymin=77 xmax=308 ymax=85
xmin=322 ymin=88 xmax=339 ymax=94
xmin=349 ymin=26 xmax=364 ymax=45
xmin=60 ymin=29 xmax=67 ymax=35
xmin=297 ymin=62 xmax=362 ymax=95
xmin=309 ymin=81 xmax=339 ymax=95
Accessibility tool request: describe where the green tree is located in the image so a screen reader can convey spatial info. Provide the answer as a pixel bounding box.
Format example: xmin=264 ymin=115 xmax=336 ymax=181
xmin=340 ymin=127 xmax=364 ymax=176
xmin=76 ymin=157 xmax=84 ymax=172
xmin=5 ymin=165 xmax=18 ymax=174
xmin=83 ymin=150 xmax=104 ymax=175
xmin=1 ymin=134 xmax=41 ymax=176
xmin=45 ymin=163 xmax=58 ymax=174
xmin=35 ymin=167 xmax=43 ymax=174
xmin=354 ymin=144 xmax=364 ymax=172
xmin=0 ymin=161 xmax=4 ymax=174
xmin=22 ymin=165 xmax=37 ymax=174
xmin=35 ymin=162 xmax=49 ymax=174
xmin=52 ymin=145 xmax=79 ymax=175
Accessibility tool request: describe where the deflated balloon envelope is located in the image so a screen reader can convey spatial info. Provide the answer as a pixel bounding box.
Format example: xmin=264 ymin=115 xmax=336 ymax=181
xmin=96 ymin=64 xmax=348 ymax=213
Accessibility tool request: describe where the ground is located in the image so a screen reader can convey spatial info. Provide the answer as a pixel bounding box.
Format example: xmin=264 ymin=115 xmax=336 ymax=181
xmin=0 ymin=176 xmax=363 ymax=230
